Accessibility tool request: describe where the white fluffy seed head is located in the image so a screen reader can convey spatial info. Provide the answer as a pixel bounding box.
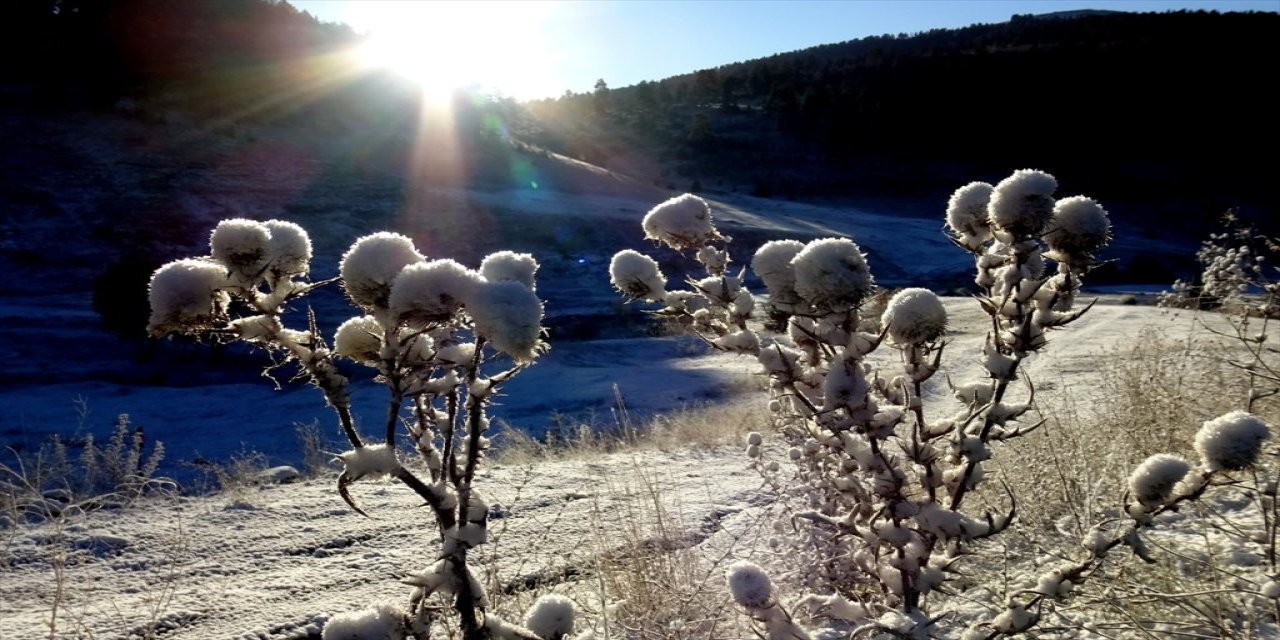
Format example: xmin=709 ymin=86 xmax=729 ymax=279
xmin=1128 ymin=453 xmax=1191 ymax=507
xmin=642 ymin=193 xmax=723 ymax=250
xmin=388 ymin=259 xmax=482 ymax=327
xmin=609 ymin=250 xmax=667 ymax=301
xmin=147 ymin=258 xmax=230 ymax=336
xmin=725 ymin=560 xmax=774 ymax=610
xmin=340 ymin=232 xmax=424 ymax=310
xmin=1043 ymin=195 xmax=1111 ymax=264
xmin=263 ymin=219 xmax=312 ymax=279
xmin=713 ymin=329 xmax=759 ymax=354
xmin=321 ymin=604 xmax=406 ymax=640
xmin=992 ymin=604 xmax=1037 ymax=634
xmin=946 ymin=182 xmax=995 ymax=249
xmin=1195 ymin=411 xmax=1272 ymax=472
xmin=334 ymin=315 xmax=384 ymax=366
xmin=881 ymin=288 xmax=948 ymax=345
xmin=791 ymin=238 xmax=875 ymax=313
xmin=468 ymin=280 xmax=545 ymax=362
xmin=988 ymin=169 xmax=1058 ymax=237
xmin=210 ymin=218 xmax=271 ymax=283
xmin=522 ymin=594 xmax=576 ymax=640
xmin=752 ymin=239 xmax=806 ymax=303
xmin=480 ymin=251 xmax=539 ymax=290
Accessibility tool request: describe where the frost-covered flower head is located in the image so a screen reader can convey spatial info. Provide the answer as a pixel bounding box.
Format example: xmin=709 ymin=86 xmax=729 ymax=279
xmin=480 ymin=251 xmax=538 ymax=291
xmin=147 ymin=258 xmax=231 ymax=336
xmin=340 ymin=232 xmax=424 ymax=310
xmin=320 ymin=603 xmax=406 ymax=640
xmin=523 ymin=594 xmax=576 ymax=640
xmin=752 ymin=239 xmax=806 ymax=304
xmin=725 ymin=560 xmax=774 ymax=609
xmin=263 ymin=219 xmax=312 ymax=279
xmin=210 ymin=218 xmax=271 ymax=284
xmin=881 ymin=288 xmax=947 ymax=345
xmin=467 ymin=280 xmax=545 ymax=362
xmin=988 ymin=169 xmax=1058 ymax=237
xmin=388 ymin=259 xmax=482 ymax=327
xmin=946 ymin=182 xmax=995 ymax=250
xmin=1042 ymin=196 xmax=1111 ymax=266
xmin=791 ymin=238 xmax=875 ymax=313
xmin=642 ymin=193 xmax=724 ymax=250
xmin=1128 ymin=453 xmax=1191 ymax=506
xmin=333 ymin=315 xmax=384 ymax=366
xmin=609 ymin=249 xmax=667 ymax=302
xmin=1194 ymin=410 xmax=1272 ymax=471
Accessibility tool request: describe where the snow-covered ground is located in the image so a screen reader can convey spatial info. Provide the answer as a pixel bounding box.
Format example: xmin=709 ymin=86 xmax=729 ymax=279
xmin=7 ymin=300 xmax=1271 ymax=639
xmin=6 ymin=113 xmax=1240 ymax=637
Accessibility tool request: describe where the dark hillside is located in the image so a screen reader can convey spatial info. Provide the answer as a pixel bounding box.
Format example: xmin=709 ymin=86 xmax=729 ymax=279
xmin=528 ymin=10 xmax=1278 ymax=234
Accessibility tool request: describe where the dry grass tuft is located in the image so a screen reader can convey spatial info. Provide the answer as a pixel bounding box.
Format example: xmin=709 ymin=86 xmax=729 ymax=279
xmin=494 ymin=395 xmax=769 ymax=465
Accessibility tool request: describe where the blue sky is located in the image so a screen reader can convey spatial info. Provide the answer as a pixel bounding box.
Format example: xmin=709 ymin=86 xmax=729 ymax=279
xmin=291 ymin=0 xmax=1279 ymax=99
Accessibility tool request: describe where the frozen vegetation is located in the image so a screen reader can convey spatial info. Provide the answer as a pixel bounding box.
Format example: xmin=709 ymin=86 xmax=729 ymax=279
xmin=2 ymin=169 xmax=1278 ymax=639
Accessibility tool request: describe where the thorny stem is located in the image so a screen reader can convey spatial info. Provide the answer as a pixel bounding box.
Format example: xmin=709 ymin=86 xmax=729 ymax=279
xmin=413 ymin=396 xmax=441 ymax=483
xmin=450 ymin=337 xmax=490 ymax=640
xmin=333 ymin=402 xmax=363 ymax=449
xmin=383 ymin=349 xmax=404 ymax=447
xmin=443 ymin=392 xmax=459 ymax=484
xmin=948 ymin=362 xmax=1019 ymax=511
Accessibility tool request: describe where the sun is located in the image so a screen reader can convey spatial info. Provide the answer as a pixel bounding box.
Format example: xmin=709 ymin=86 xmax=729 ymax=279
xmin=348 ymin=1 xmax=558 ymax=101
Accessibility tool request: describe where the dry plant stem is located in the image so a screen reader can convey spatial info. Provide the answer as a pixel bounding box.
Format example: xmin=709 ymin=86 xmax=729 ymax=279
xmin=384 ymin=369 xmax=405 ymax=447
xmin=949 ymin=354 xmax=1021 ymax=511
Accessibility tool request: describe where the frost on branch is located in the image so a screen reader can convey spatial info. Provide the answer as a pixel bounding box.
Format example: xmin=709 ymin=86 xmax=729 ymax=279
xmin=338 ymin=443 xmax=400 ymax=480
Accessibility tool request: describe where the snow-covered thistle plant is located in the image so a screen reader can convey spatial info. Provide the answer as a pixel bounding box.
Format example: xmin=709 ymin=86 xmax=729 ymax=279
xmin=995 ymin=408 xmax=1276 ymax=638
xmin=148 ymin=219 xmax=574 ymax=639
xmin=1159 ymin=211 xmax=1279 ymax=318
xmin=609 ymin=174 xmax=1114 ymax=637
xmin=1158 ymin=213 xmax=1280 ymax=414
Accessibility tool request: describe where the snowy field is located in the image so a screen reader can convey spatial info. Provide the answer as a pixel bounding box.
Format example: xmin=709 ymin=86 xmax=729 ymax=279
xmin=7 ymin=123 xmax=1248 ymax=638
xmin=7 ymin=299 xmax=1267 ymax=639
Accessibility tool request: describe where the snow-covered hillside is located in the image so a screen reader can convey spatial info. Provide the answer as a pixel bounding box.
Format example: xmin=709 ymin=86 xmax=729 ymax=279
xmin=0 ymin=128 xmax=1007 ymax=478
